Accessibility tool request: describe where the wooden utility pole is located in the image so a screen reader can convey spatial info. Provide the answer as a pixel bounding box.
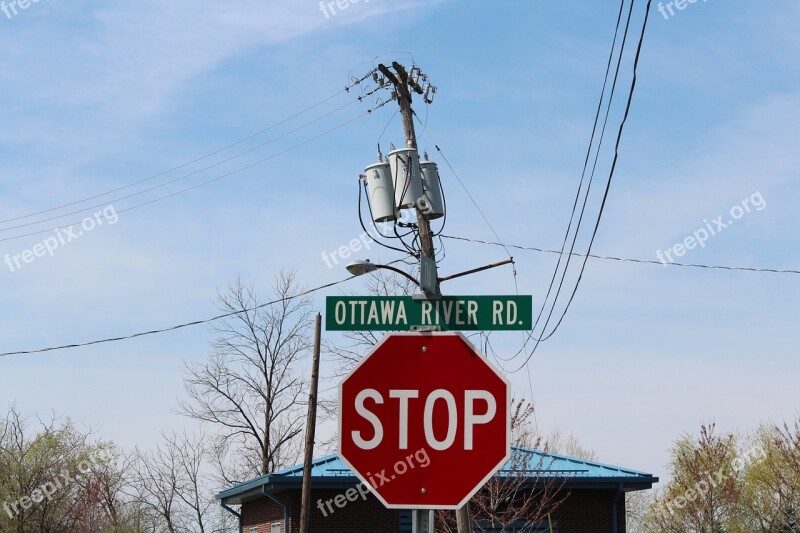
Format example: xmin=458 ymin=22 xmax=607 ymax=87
xmin=378 ymin=61 xmax=440 ymax=297
xmin=456 ymin=503 xmax=473 ymax=533
xmin=299 ymin=313 xmax=322 ymax=533
xmin=378 ymin=62 xmax=470 ymax=532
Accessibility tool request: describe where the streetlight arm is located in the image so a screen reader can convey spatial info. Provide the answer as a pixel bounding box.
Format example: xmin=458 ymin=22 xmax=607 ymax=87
xmin=438 ymin=258 xmax=515 ymax=283
xmin=374 ymin=265 xmax=421 ymax=287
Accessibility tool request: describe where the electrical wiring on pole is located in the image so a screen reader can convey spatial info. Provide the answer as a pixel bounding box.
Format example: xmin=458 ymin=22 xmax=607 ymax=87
xmin=352 ymin=61 xmax=456 ymax=298
xmin=415 ymin=120 xmax=512 ymax=264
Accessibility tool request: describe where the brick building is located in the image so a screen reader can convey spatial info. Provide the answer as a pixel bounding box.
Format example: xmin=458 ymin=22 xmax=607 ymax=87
xmin=216 ymin=447 xmax=657 ymax=532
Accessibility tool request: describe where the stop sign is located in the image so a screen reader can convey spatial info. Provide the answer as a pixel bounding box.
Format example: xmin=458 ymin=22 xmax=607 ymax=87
xmin=339 ymin=332 xmax=510 ymax=509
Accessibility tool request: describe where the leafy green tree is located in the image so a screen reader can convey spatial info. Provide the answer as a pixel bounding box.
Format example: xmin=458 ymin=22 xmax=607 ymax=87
xmin=643 ymin=424 xmax=741 ymax=533
xmin=737 ymin=422 xmax=800 ymax=532
xmin=639 ymin=418 xmax=800 ymax=533
xmin=0 ymin=407 xmax=117 ymax=532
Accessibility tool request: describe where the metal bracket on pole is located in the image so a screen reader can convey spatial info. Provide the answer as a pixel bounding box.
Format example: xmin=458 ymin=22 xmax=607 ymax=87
xmin=412 ymin=509 xmax=435 ymax=533
xmin=409 ymin=325 xmax=442 ymax=332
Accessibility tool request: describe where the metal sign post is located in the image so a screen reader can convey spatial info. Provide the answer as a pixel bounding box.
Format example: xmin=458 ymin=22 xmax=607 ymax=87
xmin=412 ymin=509 xmax=435 ymax=533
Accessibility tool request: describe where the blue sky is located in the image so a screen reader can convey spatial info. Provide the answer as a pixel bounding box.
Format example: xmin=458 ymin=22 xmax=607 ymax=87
xmin=1 ymin=0 xmax=798 ymax=485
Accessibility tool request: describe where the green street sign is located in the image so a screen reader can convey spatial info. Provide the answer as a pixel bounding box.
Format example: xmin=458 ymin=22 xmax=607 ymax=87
xmin=325 ymin=295 xmax=532 ymax=331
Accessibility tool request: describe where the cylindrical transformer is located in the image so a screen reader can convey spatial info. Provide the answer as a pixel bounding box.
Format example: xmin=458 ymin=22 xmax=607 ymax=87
xmin=419 ymin=155 xmax=445 ymax=220
xmin=364 ymin=160 xmax=396 ymax=222
xmin=388 ymin=147 xmax=423 ymax=210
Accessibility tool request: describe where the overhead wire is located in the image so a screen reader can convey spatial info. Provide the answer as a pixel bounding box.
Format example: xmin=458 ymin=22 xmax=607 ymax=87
xmin=442 ymin=234 xmax=800 ymax=275
xmin=414 ymin=109 xmax=534 ymax=410
xmin=477 ymin=0 xmax=635 ymax=371
xmin=526 ymin=0 xmax=629 ymax=344
xmin=1 ymin=98 xmax=361 ymax=234
xmin=524 ymin=0 xmax=636 ymax=354
xmin=0 ymin=254 xmax=416 ymax=358
xmin=414 ymin=114 xmax=516 ymax=384
xmin=512 ymin=0 xmax=653 ymax=373
xmin=414 ymin=116 xmax=513 ymax=263
xmin=0 ymin=88 xmax=357 ymax=226
xmin=1 ymin=111 xmax=371 ymax=243
xmin=536 ymin=0 xmax=652 ymax=344
xmin=0 ymin=277 xmax=354 ymax=358
xmin=377 ymin=108 xmax=399 ymax=146
xmin=412 ymin=113 xmax=522 ymax=384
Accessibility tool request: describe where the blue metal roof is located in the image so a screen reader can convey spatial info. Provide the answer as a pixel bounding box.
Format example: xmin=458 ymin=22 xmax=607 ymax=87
xmin=268 ymin=446 xmax=652 ymax=479
xmin=502 ymin=446 xmax=655 ymax=479
xmin=216 ymin=446 xmax=657 ymax=503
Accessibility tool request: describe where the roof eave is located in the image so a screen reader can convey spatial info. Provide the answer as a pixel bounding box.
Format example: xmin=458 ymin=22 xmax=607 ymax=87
xmin=216 ymin=474 xmax=659 ymax=503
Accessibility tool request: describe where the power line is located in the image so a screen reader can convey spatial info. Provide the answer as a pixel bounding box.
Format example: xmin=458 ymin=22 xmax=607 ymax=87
xmin=535 ymin=0 xmax=652 ymax=346
xmin=1 ymin=111 xmax=370 ymax=243
xmin=528 ymin=0 xmax=629 ymax=342
xmin=1 ymin=98 xmax=361 ymax=234
xmin=0 ymin=277 xmax=355 ymax=358
xmin=0 ymin=88 xmax=355 ymax=226
xmin=502 ymin=0 xmax=651 ymax=374
xmin=416 ymin=121 xmax=514 ymax=263
xmin=479 ymin=0 xmax=633 ymax=372
xmin=441 ymin=234 xmax=800 ymax=275
xmin=0 ymin=256 xmax=414 ymax=358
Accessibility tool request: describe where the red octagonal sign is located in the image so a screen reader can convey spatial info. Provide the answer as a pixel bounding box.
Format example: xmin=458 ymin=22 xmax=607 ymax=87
xmin=339 ymin=332 xmax=510 ymax=509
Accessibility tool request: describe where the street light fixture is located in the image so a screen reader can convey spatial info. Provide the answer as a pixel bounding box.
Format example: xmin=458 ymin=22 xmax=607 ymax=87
xmin=345 ymin=260 xmax=377 ymax=276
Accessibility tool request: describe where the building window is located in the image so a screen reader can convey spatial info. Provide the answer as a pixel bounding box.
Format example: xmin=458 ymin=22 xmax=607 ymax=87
xmin=270 ymin=524 xmax=281 ymax=533
xmin=248 ymin=528 xmax=258 ymax=533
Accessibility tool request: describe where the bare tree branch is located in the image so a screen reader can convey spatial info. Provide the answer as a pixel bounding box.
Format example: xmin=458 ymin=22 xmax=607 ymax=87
xmin=177 ymin=272 xmax=312 ymax=481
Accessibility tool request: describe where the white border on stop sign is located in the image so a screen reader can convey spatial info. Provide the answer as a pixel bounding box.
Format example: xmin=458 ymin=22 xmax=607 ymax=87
xmin=337 ymin=331 xmax=511 ymax=510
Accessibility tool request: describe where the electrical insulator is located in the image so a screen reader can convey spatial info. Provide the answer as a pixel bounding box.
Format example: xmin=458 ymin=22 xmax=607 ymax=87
xmin=409 ymin=66 xmax=421 ymax=85
xmin=424 ymin=85 xmax=437 ymax=104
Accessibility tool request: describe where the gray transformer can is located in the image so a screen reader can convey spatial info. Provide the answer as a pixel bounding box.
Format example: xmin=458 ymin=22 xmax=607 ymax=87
xmin=419 ymin=156 xmax=445 ymax=220
xmin=364 ymin=160 xmax=397 ymax=223
xmin=388 ymin=147 xmax=424 ymax=210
